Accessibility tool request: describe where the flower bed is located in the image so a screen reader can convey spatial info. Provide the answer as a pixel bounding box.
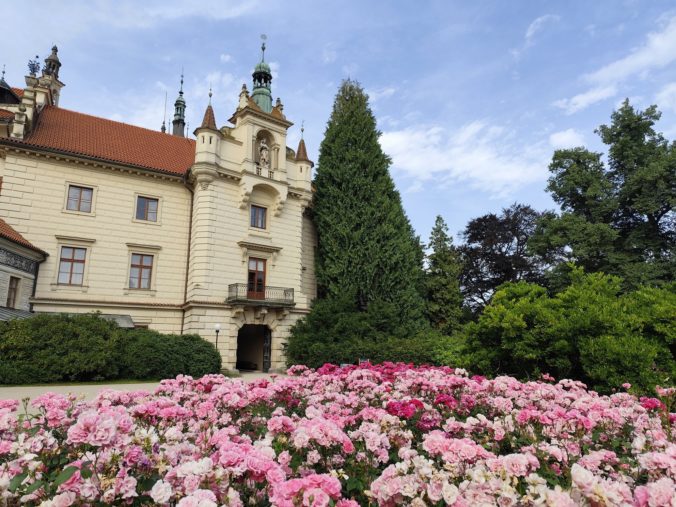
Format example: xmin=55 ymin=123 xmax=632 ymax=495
xmin=0 ymin=363 xmax=674 ymax=506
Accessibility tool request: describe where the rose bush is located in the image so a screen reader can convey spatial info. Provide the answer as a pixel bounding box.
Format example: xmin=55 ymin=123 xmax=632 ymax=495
xmin=0 ymin=363 xmax=674 ymax=506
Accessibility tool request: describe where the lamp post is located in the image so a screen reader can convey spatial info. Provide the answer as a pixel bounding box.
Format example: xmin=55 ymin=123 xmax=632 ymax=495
xmin=214 ymin=323 xmax=221 ymax=350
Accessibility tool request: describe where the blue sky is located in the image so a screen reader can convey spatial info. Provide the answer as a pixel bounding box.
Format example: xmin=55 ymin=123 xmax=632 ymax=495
xmin=5 ymin=1 xmax=676 ymax=242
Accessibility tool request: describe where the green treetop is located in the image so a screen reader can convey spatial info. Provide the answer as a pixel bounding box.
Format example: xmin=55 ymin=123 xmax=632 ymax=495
xmin=312 ymin=79 xmax=426 ymax=330
xmin=425 ymin=215 xmax=464 ymax=334
xmin=531 ymin=100 xmax=675 ymax=289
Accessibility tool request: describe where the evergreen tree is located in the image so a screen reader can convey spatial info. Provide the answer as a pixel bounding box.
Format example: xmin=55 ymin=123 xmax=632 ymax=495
xmin=312 ymin=79 xmax=426 ymax=329
xmin=425 ymin=216 xmax=464 ymax=334
xmin=531 ymin=101 xmax=675 ymax=289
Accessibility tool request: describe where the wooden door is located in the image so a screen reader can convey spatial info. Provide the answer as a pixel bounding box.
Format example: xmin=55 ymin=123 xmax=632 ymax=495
xmin=247 ymin=258 xmax=266 ymax=299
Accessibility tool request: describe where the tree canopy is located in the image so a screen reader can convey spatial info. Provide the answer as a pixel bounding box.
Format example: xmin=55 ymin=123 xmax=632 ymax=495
xmin=312 ymin=79 xmax=426 ymax=329
xmin=531 ymin=100 xmax=675 ymax=289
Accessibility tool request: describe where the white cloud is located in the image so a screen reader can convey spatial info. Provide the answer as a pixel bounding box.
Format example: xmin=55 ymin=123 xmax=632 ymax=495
xmin=220 ymin=53 xmax=233 ymax=63
xmin=512 ymin=14 xmax=560 ymax=59
xmin=103 ymin=0 xmax=259 ymax=28
xmin=367 ymin=87 xmax=396 ymax=102
xmin=380 ymin=122 xmax=548 ymax=197
xmin=555 ymin=15 xmax=676 ymax=113
xmin=553 ymin=85 xmax=617 ymax=115
xmin=549 ymin=128 xmax=585 ymax=148
xmin=525 ymin=14 xmax=560 ymax=45
xmin=656 ymin=82 xmax=676 ymax=111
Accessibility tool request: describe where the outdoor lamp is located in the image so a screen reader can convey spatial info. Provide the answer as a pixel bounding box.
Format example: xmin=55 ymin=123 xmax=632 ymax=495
xmin=214 ymin=323 xmax=221 ymax=349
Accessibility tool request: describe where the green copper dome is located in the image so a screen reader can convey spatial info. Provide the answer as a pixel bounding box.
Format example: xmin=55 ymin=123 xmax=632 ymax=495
xmin=255 ymin=61 xmax=271 ymax=73
xmin=251 ymin=41 xmax=273 ymax=113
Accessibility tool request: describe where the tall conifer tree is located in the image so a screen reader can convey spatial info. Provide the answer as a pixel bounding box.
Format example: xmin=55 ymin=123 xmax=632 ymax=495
xmin=426 ymin=216 xmax=464 ymax=334
xmin=313 ymin=80 xmax=425 ymax=329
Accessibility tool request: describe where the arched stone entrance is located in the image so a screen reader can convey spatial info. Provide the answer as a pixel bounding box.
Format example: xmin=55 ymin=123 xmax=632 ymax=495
xmin=236 ymin=324 xmax=272 ymax=372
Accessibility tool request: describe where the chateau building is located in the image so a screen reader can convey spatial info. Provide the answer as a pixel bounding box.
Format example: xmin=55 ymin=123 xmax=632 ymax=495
xmin=0 ymin=45 xmax=317 ymax=372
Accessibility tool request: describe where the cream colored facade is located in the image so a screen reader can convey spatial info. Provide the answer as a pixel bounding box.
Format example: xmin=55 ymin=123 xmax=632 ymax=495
xmin=0 ymin=46 xmax=316 ymax=372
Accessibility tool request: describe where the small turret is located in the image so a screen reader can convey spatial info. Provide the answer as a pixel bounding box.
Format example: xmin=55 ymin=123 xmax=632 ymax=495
xmin=251 ymin=36 xmax=273 ymax=113
xmin=193 ymin=89 xmax=221 ymax=168
xmin=42 ymin=46 xmax=61 ymax=79
xmin=172 ymin=72 xmax=186 ymax=137
xmin=295 ymin=123 xmax=314 ymax=183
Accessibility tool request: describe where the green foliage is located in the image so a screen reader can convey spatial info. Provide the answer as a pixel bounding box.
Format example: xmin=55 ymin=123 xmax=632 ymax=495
xmin=454 ymin=267 xmax=675 ymax=393
xmin=532 ymin=101 xmax=675 ymax=290
xmin=285 ymin=294 xmax=444 ymax=368
xmin=0 ymin=313 xmax=119 ymax=384
xmin=116 ymin=330 xmax=221 ymax=380
xmin=425 ymin=216 xmax=464 ymax=334
xmin=312 ymin=79 xmax=426 ymax=330
xmin=459 ymin=203 xmax=547 ymax=310
xmin=0 ymin=314 xmax=221 ymax=384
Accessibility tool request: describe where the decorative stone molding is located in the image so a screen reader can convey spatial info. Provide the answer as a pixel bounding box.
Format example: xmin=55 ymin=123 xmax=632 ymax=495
xmin=237 ymin=240 xmax=282 ymax=265
xmin=273 ymin=194 xmax=286 ymax=217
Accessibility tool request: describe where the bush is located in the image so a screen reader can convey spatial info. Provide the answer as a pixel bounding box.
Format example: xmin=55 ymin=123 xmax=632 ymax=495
xmin=0 ymin=313 xmax=119 ymax=384
xmin=286 ymin=294 xmax=449 ymax=368
xmin=450 ymin=268 xmax=675 ymax=394
xmin=0 ymin=314 xmax=221 ymax=384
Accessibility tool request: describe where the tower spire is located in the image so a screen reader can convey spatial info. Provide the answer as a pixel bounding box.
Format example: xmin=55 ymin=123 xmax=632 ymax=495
xmin=172 ymin=70 xmax=186 ymax=137
xmin=161 ymin=91 xmax=167 ymax=133
xmin=251 ymin=34 xmax=273 ymax=113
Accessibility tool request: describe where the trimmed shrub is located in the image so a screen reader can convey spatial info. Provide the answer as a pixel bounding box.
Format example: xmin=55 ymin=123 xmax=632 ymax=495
xmin=0 ymin=313 xmax=119 ymax=384
xmin=0 ymin=314 xmax=221 ymax=384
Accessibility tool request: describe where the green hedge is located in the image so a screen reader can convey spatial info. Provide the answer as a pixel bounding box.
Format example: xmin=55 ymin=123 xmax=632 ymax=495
xmin=0 ymin=314 xmax=221 ymax=385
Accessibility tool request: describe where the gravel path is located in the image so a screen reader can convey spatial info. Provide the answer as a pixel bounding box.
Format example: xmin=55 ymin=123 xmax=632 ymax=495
xmin=0 ymin=371 xmax=278 ymax=402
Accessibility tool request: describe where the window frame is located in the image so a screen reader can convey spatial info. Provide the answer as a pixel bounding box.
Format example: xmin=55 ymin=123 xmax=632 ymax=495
xmin=128 ymin=253 xmax=154 ymax=290
xmin=57 ymin=246 xmax=87 ymax=286
xmin=250 ymin=204 xmax=267 ymax=229
xmin=134 ymin=195 xmax=160 ymax=224
xmin=62 ymin=182 xmax=97 ymax=216
xmin=66 ymin=185 xmax=93 ymax=213
xmin=6 ymin=276 xmax=19 ymax=308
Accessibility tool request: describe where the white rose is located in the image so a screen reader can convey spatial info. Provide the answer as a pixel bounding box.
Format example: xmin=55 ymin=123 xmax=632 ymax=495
xmin=150 ymin=480 xmax=173 ymax=504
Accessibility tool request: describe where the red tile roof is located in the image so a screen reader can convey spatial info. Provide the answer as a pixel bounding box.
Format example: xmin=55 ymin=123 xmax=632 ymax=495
xmin=199 ymin=104 xmax=217 ymax=130
xmin=11 ymin=88 xmax=23 ymax=98
xmin=9 ymin=106 xmax=196 ymax=175
xmin=0 ymin=218 xmax=46 ymax=255
xmin=0 ymin=109 xmax=13 ymax=120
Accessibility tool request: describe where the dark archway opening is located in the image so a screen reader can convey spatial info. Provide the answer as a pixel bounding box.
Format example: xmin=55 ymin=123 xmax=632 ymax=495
xmin=236 ymin=324 xmax=271 ymax=372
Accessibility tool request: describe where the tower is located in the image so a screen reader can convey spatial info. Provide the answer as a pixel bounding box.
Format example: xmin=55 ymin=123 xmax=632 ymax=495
xmin=251 ymin=37 xmax=273 ymax=113
xmin=172 ymin=73 xmax=186 ymax=137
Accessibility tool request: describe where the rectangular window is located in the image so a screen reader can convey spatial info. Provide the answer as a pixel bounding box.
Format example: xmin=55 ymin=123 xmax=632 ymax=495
xmin=247 ymin=257 xmax=266 ymax=299
xmin=250 ymin=205 xmax=267 ymax=229
xmin=129 ymin=253 xmax=153 ymax=289
xmin=66 ymin=185 xmax=93 ymax=212
xmin=6 ymin=276 xmax=19 ymax=308
xmin=136 ymin=196 xmax=158 ymax=222
xmin=58 ymin=247 xmax=86 ymax=285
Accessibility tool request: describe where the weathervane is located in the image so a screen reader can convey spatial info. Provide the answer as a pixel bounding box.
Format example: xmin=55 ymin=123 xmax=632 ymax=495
xmin=260 ymin=34 xmax=267 ymax=61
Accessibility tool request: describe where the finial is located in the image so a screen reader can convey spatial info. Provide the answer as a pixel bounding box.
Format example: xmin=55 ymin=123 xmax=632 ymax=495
xmin=301 ymin=120 xmax=305 ymax=138
xmin=1 ymin=65 xmax=5 ymax=81
xmin=208 ymin=83 xmax=212 ymax=104
xmin=179 ymin=68 xmax=184 ymax=95
xmin=161 ymin=91 xmax=167 ymax=133
xmin=260 ymin=34 xmax=267 ymax=61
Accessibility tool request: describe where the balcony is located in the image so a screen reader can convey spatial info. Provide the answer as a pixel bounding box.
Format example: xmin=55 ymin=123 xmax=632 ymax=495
xmin=226 ymin=283 xmax=295 ymax=307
